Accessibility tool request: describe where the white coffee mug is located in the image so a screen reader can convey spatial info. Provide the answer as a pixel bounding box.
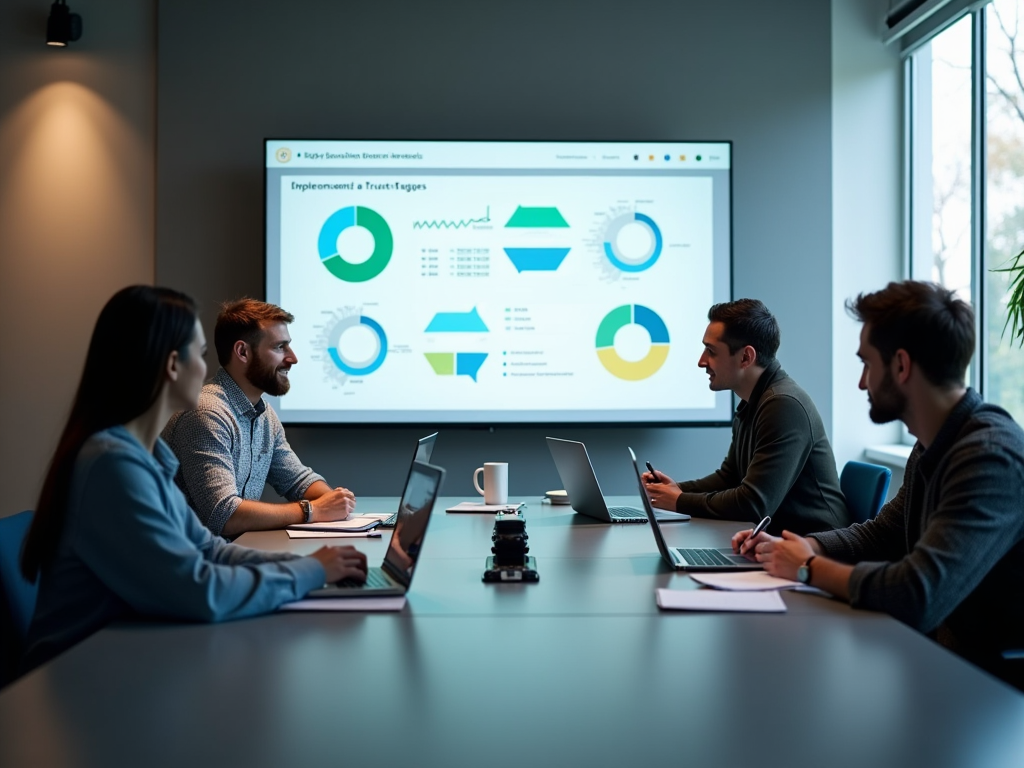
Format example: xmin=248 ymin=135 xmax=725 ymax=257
xmin=473 ymin=462 xmax=509 ymax=505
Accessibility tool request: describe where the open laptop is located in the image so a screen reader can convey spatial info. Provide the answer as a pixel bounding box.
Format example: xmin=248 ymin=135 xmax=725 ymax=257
xmin=628 ymin=447 xmax=761 ymax=571
xmin=377 ymin=433 xmax=438 ymax=527
xmin=546 ymin=437 xmax=690 ymax=524
xmin=308 ymin=460 xmax=446 ymax=596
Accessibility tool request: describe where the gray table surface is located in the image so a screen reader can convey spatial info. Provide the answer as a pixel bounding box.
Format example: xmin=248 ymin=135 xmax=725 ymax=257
xmin=2 ymin=495 xmax=1023 ymax=768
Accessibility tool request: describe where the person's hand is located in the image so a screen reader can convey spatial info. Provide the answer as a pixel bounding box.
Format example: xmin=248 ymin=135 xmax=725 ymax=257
xmin=310 ymin=487 xmax=356 ymax=521
xmin=751 ymin=531 xmax=815 ymax=579
xmin=642 ymin=470 xmax=682 ymax=511
xmin=731 ymin=528 xmax=779 ymax=559
xmin=309 ymin=546 xmax=368 ymax=583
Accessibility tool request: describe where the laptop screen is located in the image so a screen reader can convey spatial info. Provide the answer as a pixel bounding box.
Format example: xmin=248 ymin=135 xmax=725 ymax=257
xmin=414 ymin=432 xmax=437 ymax=464
xmin=383 ymin=461 xmax=444 ymax=586
xmin=627 ymin=448 xmax=677 ymax=564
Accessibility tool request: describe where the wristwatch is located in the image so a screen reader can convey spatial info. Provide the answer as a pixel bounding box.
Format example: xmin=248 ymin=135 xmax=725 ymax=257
xmin=299 ymin=499 xmax=313 ymax=524
xmin=796 ymin=555 xmax=816 ymax=584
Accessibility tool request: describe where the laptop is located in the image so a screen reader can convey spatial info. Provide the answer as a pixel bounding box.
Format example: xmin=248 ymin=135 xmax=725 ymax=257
xmin=308 ymin=460 xmax=446 ymax=596
xmin=377 ymin=433 xmax=438 ymax=527
xmin=546 ymin=437 xmax=690 ymax=524
xmin=628 ymin=447 xmax=762 ymax=571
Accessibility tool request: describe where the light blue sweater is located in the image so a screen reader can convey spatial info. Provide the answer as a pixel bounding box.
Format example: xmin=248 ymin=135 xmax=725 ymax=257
xmin=24 ymin=426 xmax=325 ymax=670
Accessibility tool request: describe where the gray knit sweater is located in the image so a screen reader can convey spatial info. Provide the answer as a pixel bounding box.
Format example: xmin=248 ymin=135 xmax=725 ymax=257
xmin=810 ymin=389 xmax=1024 ymax=668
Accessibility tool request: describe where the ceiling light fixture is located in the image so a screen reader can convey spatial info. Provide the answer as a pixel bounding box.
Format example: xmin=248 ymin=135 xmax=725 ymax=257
xmin=46 ymin=0 xmax=82 ymax=47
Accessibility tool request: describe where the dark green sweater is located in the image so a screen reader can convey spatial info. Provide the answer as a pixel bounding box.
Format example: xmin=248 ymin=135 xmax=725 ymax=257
xmin=676 ymin=361 xmax=850 ymax=535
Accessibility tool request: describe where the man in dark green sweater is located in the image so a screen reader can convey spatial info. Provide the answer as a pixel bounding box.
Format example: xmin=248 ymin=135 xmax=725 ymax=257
xmin=644 ymin=299 xmax=850 ymax=535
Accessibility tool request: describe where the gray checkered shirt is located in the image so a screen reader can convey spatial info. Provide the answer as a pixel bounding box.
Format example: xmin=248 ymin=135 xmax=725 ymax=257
xmin=162 ymin=368 xmax=325 ymax=536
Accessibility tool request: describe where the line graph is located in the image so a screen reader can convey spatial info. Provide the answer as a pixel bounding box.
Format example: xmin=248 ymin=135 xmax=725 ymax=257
xmin=413 ymin=206 xmax=491 ymax=230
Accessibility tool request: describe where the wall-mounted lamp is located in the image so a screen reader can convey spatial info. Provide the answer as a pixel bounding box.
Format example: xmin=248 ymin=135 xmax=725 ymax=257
xmin=46 ymin=0 xmax=82 ymax=47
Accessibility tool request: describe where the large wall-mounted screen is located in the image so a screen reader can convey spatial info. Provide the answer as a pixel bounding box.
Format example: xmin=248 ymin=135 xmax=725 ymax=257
xmin=265 ymin=140 xmax=732 ymax=424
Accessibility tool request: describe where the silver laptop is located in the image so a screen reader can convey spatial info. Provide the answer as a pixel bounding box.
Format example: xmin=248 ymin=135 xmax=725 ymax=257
xmin=379 ymin=432 xmax=438 ymax=527
xmin=308 ymin=460 xmax=445 ymax=596
xmin=546 ymin=437 xmax=690 ymax=524
xmin=628 ymin=447 xmax=761 ymax=571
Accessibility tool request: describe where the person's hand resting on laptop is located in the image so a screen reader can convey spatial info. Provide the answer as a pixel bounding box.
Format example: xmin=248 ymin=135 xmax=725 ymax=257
xmin=641 ymin=469 xmax=682 ymax=511
xmin=310 ymin=546 xmax=368 ymax=583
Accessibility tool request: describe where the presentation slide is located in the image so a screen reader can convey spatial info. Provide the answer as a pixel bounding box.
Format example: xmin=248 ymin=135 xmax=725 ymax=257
xmin=265 ymin=140 xmax=732 ymax=424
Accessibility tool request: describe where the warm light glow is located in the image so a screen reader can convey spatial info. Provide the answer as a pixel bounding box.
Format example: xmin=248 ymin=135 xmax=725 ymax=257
xmin=46 ymin=41 xmax=67 ymax=47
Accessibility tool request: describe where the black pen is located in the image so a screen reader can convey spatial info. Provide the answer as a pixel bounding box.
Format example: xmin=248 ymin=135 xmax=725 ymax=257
xmin=645 ymin=461 xmax=658 ymax=483
xmin=742 ymin=515 xmax=772 ymax=554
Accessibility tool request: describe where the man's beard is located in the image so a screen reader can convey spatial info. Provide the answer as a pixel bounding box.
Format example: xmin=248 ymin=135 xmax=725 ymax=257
xmin=247 ymin=351 xmax=290 ymax=396
xmin=868 ymin=367 xmax=906 ymax=424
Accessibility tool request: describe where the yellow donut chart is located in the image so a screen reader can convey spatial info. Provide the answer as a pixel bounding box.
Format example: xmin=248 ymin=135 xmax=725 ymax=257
xmin=595 ymin=304 xmax=671 ymax=381
xmin=597 ymin=345 xmax=670 ymax=381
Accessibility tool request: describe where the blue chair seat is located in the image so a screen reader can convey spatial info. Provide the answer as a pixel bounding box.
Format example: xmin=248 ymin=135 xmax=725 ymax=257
xmin=1 ymin=511 xmax=37 ymax=688
xmin=840 ymin=461 xmax=892 ymax=525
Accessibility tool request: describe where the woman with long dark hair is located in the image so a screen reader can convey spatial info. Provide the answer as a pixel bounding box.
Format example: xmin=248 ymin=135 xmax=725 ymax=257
xmin=20 ymin=286 xmax=366 ymax=670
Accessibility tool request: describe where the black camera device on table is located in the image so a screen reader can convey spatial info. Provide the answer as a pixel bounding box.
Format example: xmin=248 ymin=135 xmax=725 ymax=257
xmin=483 ymin=511 xmax=539 ymax=582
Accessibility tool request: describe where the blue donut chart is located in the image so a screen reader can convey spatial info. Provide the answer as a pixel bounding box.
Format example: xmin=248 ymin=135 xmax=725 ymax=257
xmin=603 ymin=212 xmax=664 ymax=273
xmin=327 ymin=315 xmax=388 ymax=376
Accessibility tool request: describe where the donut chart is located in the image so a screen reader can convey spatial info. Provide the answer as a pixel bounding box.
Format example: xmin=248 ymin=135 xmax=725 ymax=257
xmin=327 ymin=314 xmax=388 ymax=376
xmin=602 ymin=212 xmax=663 ymax=272
xmin=317 ymin=206 xmax=394 ymax=282
xmin=595 ymin=304 xmax=670 ymax=380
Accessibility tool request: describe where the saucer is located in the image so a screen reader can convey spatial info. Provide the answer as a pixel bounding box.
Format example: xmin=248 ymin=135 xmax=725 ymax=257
xmin=545 ymin=490 xmax=571 ymax=505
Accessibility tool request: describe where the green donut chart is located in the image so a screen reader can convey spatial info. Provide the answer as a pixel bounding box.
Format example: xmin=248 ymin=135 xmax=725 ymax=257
xmin=317 ymin=206 xmax=394 ymax=282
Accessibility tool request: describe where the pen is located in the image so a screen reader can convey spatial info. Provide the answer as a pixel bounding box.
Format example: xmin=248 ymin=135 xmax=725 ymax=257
xmin=742 ymin=515 xmax=772 ymax=554
xmin=645 ymin=461 xmax=658 ymax=483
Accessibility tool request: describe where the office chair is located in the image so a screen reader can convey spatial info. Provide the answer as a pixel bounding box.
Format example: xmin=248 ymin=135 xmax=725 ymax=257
xmin=840 ymin=461 xmax=892 ymax=525
xmin=0 ymin=511 xmax=36 ymax=688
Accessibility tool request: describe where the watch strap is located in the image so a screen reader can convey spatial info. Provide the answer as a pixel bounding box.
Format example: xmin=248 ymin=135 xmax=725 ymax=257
xmin=299 ymin=499 xmax=313 ymax=523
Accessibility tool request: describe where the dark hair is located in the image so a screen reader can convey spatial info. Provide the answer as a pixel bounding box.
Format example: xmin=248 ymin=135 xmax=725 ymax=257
xmin=21 ymin=286 xmax=198 ymax=581
xmin=846 ymin=280 xmax=974 ymax=387
xmin=214 ymin=298 xmax=294 ymax=366
xmin=707 ymin=299 xmax=781 ymax=367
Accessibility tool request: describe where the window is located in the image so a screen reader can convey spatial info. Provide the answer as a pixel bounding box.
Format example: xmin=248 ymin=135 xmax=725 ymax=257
xmin=907 ymin=0 xmax=1024 ymax=423
xmin=985 ymin=0 xmax=1024 ymax=419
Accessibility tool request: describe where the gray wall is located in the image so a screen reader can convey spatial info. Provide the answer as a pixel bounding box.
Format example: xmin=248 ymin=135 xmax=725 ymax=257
xmin=0 ymin=0 xmax=155 ymax=514
xmin=156 ymin=0 xmax=833 ymax=497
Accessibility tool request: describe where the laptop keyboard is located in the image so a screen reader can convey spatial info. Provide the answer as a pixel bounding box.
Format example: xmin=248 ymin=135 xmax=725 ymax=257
xmin=678 ymin=548 xmax=735 ymax=567
xmin=609 ymin=506 xmax=646 ymax=519
xmin=335 ymin=568 xmax=391 ymax=589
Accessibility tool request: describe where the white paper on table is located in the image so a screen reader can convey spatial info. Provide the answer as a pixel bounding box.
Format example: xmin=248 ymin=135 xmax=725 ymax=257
xmin=656 ymin=588 xmax=787 ymax=612
xmin=286 ymin=530 xmax=384 ymax=539
xmin=352 ymin=513 xmax=395 ymax=521
xmin=279 ymin=596 xmax=406 ymax=612
xmin=688 ymin=572 xmax=831 ymax=596
xmin=688 ymin=571 xmax=804 ymax=591
xmin=287 ymin=518 xmax=379 ymax=532
xmin=445 ymin=501 xmax=526 ymax=513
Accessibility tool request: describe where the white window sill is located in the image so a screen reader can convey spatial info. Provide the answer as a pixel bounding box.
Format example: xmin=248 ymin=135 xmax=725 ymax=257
xmin=864 ymin=444 xmax=913 ymax=468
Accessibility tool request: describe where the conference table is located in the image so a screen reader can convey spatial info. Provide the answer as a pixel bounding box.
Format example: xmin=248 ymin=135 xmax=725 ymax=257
xmin=1 ymin=495 xmax=1023 ymax=768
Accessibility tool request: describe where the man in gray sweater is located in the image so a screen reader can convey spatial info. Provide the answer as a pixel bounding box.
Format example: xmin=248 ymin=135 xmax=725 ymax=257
xmin=741 ymin=281 xmax=1024 ymax=690
xmin=644 ymin=299 xmax=850 ymax=536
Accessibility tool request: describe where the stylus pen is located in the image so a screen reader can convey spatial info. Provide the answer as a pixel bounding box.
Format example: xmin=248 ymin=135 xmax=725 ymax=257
xmin=741 ymin=515 xmax=772 ymax=554
xmin=645 ymin=461 xmax=658 ymax=483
